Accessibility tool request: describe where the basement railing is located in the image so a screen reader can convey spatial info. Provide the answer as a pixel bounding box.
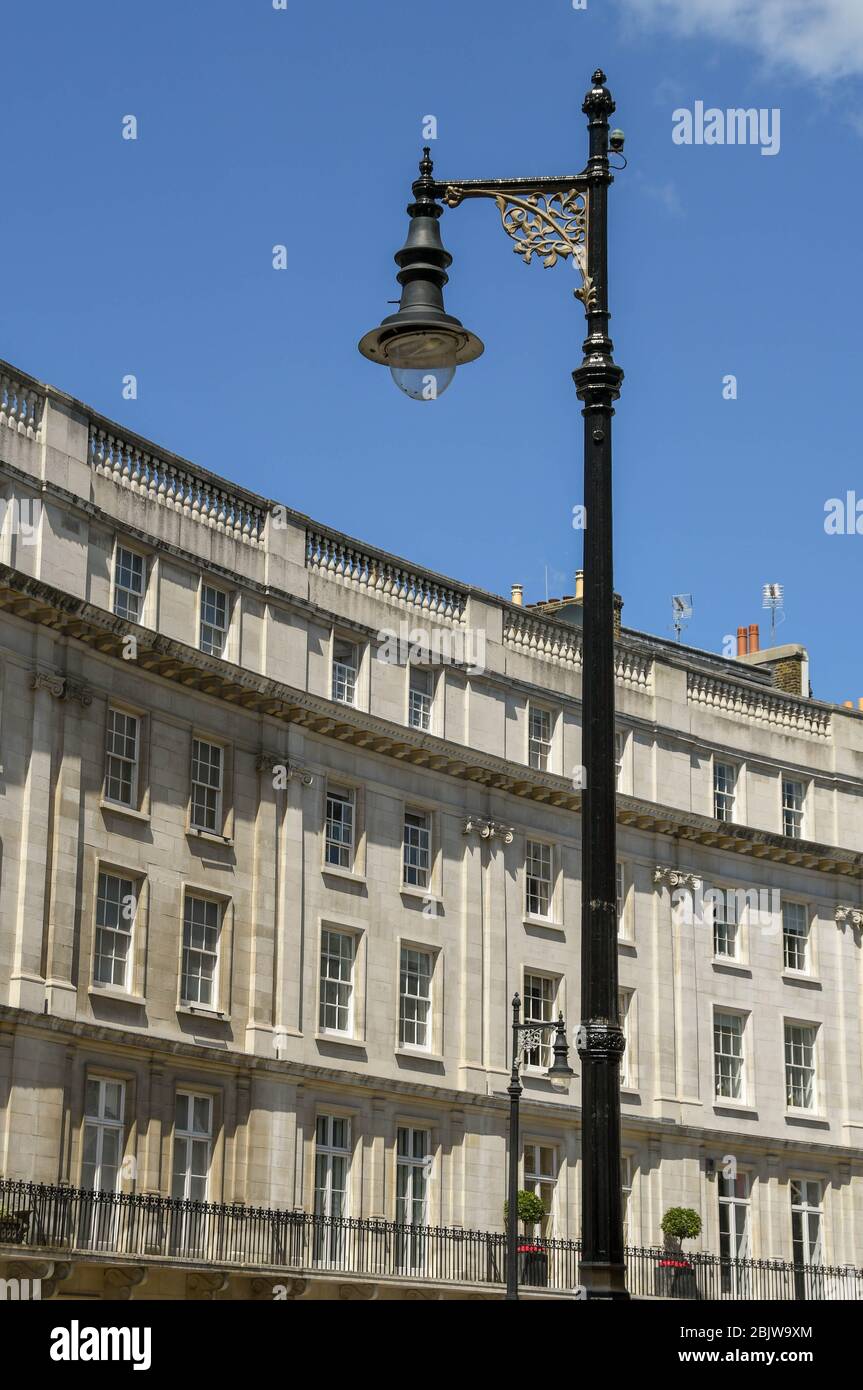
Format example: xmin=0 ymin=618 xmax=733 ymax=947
xmin=0 ymin=1180 xmax=859 ymax=1299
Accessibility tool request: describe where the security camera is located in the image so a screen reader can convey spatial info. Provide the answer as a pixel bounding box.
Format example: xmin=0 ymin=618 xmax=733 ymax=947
xmin=609 ymin=129 xmax=625 ymax=153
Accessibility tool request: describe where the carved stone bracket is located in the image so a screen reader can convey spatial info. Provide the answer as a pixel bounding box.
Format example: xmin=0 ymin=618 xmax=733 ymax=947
xmin=186 ymin=1271 xmax=230 ymax=1300
xmin=256 ymin=753 xmax=314 ymax=786
xmin=64 ymin=679 xmax=93 ymax=707
xmin=103 ymin=1265 xmax=148 ymax=1300
xmin=836 ymin=905 xmax=863 ymax=929
xmin=338 ymin=1281 xmax=379 ymax=1301
xmin=30 ymin=669 xmax=64 ymax=697
xmin=463 ymin=816 xmax=514 ymax=844
xmin=654 ymin=866 xmax=701 ymax=891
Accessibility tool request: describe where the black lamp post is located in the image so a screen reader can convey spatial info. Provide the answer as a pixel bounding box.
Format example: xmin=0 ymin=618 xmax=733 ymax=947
xmin=506 ymin=993 xmax=573 ymax=1301
xmin=359 ymin=69 xmax=628 ymax=1299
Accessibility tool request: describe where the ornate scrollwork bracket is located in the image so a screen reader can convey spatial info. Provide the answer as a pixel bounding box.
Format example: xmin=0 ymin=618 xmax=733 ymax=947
xmin=463 ymin=816 xmax=514 ymax=844
xmin=440 ymin=182 xmax=595 ymax=309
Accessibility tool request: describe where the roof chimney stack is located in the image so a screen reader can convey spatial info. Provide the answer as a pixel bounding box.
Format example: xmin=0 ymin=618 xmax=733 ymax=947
xmin=748 ymin=623 xmax=760 ymax=653
xmin=511 ymin=583 xmax=524 ymax=607
xmin=575 ymin=570 xmax=584 ymax=602
xmin=736 ymin=627 xmax=748 ymax=656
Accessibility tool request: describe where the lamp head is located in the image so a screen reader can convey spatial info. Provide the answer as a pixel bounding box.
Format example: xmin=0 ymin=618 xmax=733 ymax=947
xmin=358 ymin=148 xmax=484 ymax=400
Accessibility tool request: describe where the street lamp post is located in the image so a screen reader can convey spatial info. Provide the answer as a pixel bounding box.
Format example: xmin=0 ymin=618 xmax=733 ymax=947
xmin=359 ymin=69 xmax=629 ymax=1300
xmin=506 ymin=993 xmax=573 ymax=1302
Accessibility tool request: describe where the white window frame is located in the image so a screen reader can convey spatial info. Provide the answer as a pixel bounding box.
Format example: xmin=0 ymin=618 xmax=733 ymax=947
xmin=782 ymin=777 xmax=805 ymax=840
xmin=616 ymin=860 xmax=632 ymax=939
xmin=714 ymin=1010 xmax=746 ymax=1102
xmin=403 ymin=809 xmax=431 ymax=890
xmin=527 ymin=704 xmax=553 ymax=772
xmin=93 ymin=870 xmax=137 ymax=991
xmin=82 ymin=1077 xmax=126 ymax=1193
xmin=712 ymin=887 xmax=740 ymax=960
xmin=172 ymin=1092 xmax=213 ymax=1204
xmin=319 ymin=927 xmax=356 ymax=1035
xmin=523 ymin=972 xmax=558 ymax=1069
xmin=782 ymin=901 xmax=810 ymax=974
xmin=718 ymin=1172 xmax=751 ymax=1265
xmin=713 ymin=760 xmax=737 ymax=823
xmin=112 ymin=543 xmax=146 ymax=623
xmin=314 ymin=1114 xmax=352 ymax=1220
xmin=104 ymin=707 xmax=140 ymax=809
xmin=324 ymin=785 xmax=355 ymax=871
xmin=523 ymin=1141 xmax=558 ymax=1238
xmin=332 ymin=636 xmax=359 ymax=706
xmin=790 ymin=1179 xmax=823 ymax=1267
xmin=784 ymin=1021 xmax=818 ymax=1112
xmin=399 ymin=945 xmax=433 ymax=1052
xmin=181 ymin=893 xmax=221 ymax=1008
xmin=407 ymin=664 xmax=433 ymax=731
xmin=396 ymin=1126 xmax=431 ymax=1229
xmin=525 ymin=839 xmax=553 ymax=920
xmin=199 ymin=582 xmax=229 ymax=657
xmin=619 ymin=988 xmax=634 ymax=1087
xmin=190 ymin=737 xmax=224 ymax=833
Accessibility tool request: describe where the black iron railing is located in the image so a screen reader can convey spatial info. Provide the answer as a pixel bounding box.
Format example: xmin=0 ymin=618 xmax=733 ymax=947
xmin=0 ymin=1179 xmax=860 ymax=1299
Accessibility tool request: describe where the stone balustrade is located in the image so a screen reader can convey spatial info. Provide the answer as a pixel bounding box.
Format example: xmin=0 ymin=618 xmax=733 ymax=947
xmin=0 ymin=369 xmax=44 ymax=440
xmin=88 ymin=424 xmax=267 ymax=545
xmin=687 ymin=670 xmax=832 ymax=737
xmin=504 ymin=610 xmax=653 ymax=692
xmin=306 ymin=528 xmax=468 ymax=623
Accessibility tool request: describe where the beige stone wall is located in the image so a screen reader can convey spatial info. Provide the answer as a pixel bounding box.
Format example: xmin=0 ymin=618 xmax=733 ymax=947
xmin=1 ymin=364 xmax=863 ymax=1275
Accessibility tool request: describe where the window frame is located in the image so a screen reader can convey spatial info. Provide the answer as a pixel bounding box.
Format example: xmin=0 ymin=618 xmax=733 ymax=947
xmin=523 ymin=1140 xmax=558 ymax=1238
xmin=782 ymin=900 xmax=811 ymax=975
xmin=522 ymin=970 xmax=560 ymax=1070
xmin=782 ymin=776 xmax=806 ymax=840
xmin=324 ymin=782 xmax=357 ymax=873
xmin=318 ymin=925 xmax=358 ymax=1037
xmin=713 ymin=759 xmax=737 ymax=823
xmin=713 ymin=1008 xmax=747 ymax=1103
xmin=111 ymin=541 xmax=147 ymax=623
xmin=104 ymin=705 xmax=141 ymax=810
xmin=332 ymin=633 xmax=360 ymax=707
xmin=407 ymin=663 xmax=434 ymax=732
xmin=189 ymin=735 xmax=226 ymax=835
xmin=198 ymin=580 xmax=230 ymax=658
xmin=525 ymin=838 xmax=554 ymax=921
xmin=527 ymin=703 xmax=554 ymax=773
xmin=92 ymin=868 xmax=139 ymax=993
xmin=180 ymin=891 xmax=223 ymax=1010
xmin=784 ymin=1019 xmax=819 ymax=1113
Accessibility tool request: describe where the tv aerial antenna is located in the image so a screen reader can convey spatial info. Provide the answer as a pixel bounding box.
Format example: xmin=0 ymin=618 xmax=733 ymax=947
xmin=762 ymin=582 xmax=785 ymax=643
xmin=672 ymin=593 xmax=693 ymax=643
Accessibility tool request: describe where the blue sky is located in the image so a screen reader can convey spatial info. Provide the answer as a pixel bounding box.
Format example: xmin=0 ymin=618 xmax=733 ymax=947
xmin=4 ymin=0 xmax=863 ymax=702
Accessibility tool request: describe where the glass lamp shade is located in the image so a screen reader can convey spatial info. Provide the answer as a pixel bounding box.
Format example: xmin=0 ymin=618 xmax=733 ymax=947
xmin=385 ymin=330 xmax=458 ymax=401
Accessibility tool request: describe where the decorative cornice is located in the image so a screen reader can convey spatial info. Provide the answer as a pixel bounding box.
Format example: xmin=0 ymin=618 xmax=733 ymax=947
xmin=463 ymin=817 xmax=514 ymax=844
xmin=4 ymin=565 xmax=863 ymax=882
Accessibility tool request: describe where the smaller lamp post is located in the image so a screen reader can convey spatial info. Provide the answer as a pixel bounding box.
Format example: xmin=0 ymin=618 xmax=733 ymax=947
xmin=506 ymin=992 xmax=573 ymax=1300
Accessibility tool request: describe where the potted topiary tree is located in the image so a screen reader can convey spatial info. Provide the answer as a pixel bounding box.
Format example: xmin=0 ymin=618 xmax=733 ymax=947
xmin=504 ymin=1190 xmax=548 ymax=1287
xmin=656 ymin=1207 xmax=702 ymax=1299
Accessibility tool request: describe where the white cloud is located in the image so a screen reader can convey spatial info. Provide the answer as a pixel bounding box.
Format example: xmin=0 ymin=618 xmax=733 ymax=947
xmin=621 ymin=0 xmax=863 ymax=81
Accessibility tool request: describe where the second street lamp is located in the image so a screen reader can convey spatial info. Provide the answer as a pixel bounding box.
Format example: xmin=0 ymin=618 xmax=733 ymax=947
xmin=506 ymin=993 xmax=573 ymax=1301
xmin=359 ymin=69 xmax=629 ymax=1299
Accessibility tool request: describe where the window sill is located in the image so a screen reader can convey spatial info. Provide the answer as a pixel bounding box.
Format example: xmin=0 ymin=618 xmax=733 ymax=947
xmin=395 ymin=1047 xmax=444 ymax=1065
xmin=315 ymin=1031 xmax=366 ymax=1049
xmin=401 ymin=885 xmax=438 ymax=904
xmin=187 ymin=827 xmax=234 ymax=846
xmin=89 ymin=986 xmax=145 ymax=1006
xmin=781 ymin=970 xmax=821 ymax=987
xmin=713 ymin=1100 xmax=759 ymax=1116
xmin=523 ymin=916 xmax=565 ymax=933
xmin=322 ymin=865 xmax=366 ymax=886
xmin=617 ymin=934 xmax=636 ymax=952
xmin=711 ymin=958 xmax=751 ymax=976
xmin=177 ymin=1004 xmax=230 ymax=1022
xmin=785 ymin=1109 xmax=828 ymax=1126
xmin=100 ymin=799 xmax=150 ymax=823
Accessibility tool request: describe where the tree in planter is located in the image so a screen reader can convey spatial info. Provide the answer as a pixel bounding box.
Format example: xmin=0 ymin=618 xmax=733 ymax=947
xmin=504 ymin=1189 xmax=547 ymax=1242
xmin=504 ymin=1190 xmax=549 ymax=1288
xmin=661 ymin=1207 xmax=702 ymax=1253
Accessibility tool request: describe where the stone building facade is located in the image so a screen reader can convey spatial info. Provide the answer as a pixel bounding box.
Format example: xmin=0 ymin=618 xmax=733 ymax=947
xmin=1 ymin=356 xmax=862 ymax=1299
